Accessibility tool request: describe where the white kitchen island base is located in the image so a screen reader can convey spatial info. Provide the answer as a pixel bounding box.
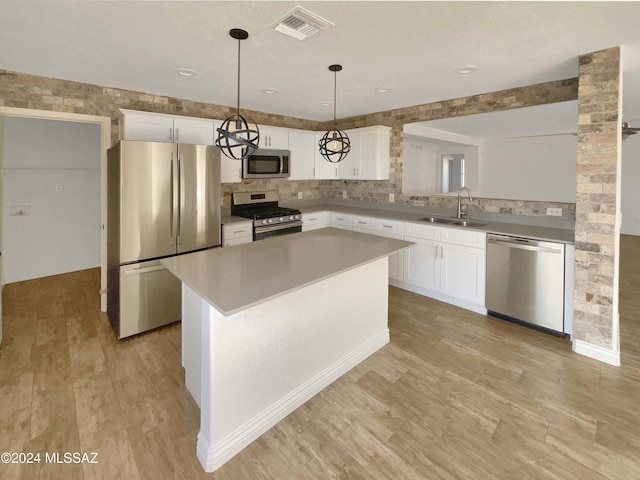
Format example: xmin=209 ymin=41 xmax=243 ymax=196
xmin=182 ymin=257 xmax=390 ymax=472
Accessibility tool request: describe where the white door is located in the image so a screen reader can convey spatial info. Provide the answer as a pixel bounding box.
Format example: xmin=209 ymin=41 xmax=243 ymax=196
xmin=403 ymin=238 xmax=440 ymax=291
xmin=440 ymin=243 xmax=486 ymax=304
xmin=314 ymin=133 xmax=340 ymax=179
xmin=173 ymin=117 xmax=214 ymax=145
xmin=122 ymin=112 xmax=174 ymax=143
xmin=288 ymin=130 xmax=315 ymax=180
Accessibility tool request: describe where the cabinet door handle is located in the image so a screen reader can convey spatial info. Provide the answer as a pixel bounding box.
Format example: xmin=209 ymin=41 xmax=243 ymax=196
xmin=233 ymin=229 xmax=246 ymax=234
xmin=382 ymin=225 xmax=393 ymax=229
xmin=176 ymin=128 xmax=179 ymax=142
xmin=169 ymin=127 xmax=173 ymax=142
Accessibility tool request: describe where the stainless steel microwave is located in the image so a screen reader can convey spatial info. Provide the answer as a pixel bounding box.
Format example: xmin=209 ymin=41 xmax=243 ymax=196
xmin=242 ymin=149 xmax=290 ymax=179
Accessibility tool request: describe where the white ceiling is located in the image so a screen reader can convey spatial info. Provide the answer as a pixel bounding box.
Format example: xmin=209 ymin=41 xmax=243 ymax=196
xmin=1 ymin=1 xmax=640 ymax=123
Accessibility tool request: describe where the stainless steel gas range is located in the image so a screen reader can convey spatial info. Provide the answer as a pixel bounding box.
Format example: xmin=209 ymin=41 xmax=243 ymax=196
xmin=231 ymin=191 xmax=302 ymax=241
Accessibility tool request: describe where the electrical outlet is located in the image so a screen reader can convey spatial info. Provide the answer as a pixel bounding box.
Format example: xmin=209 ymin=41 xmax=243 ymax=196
xmin=342 ymin=190 xmax=347 ymax=199
xmin=10 ymin=205 xmax=31 ymax=216
xmin=55 ymin=184 xmax=63 ymax=192
xmin=297 ymin=191 xmax=303 ymax=200
xmin=546 ymin=207 xmax=562 ymax=216
xmin=389 ymin=193 xmax=395 ymax=202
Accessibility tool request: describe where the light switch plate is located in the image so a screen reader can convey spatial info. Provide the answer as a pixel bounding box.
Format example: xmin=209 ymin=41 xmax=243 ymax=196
xmin=297 ymin=191 xmax=303 ymax=200
xmin=546 ymin=207 xmax=562 ymax=216
xmin=389 ymin=193 xmax=395 ymax=202
xmin=342 ymin=190 xmax=347 ymax=199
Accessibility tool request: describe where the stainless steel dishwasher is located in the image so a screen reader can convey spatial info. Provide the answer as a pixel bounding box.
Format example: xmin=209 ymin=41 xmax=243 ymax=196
xmin=486 ymin=234 xmax=565 ymax=334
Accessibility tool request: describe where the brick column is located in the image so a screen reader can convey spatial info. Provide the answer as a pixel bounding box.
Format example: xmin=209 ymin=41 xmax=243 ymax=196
xmin=573 ymin=47 xmax=622 ymax=364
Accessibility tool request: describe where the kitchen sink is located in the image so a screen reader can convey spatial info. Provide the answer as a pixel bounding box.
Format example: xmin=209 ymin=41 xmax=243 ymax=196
xmin=419 ymin=216 xmax=458 ymax=224
xmin=452 ymin=220 xmax=487 ymax=228
xmin=419 ymin=217 xmax=487 ymax=228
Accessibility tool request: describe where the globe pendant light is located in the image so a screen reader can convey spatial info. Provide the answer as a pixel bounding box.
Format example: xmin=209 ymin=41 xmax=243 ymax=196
xmin=215 ymin=28 xmax=260 ymax=161
xmin=318 ymin=64 xmax=350 ymax=163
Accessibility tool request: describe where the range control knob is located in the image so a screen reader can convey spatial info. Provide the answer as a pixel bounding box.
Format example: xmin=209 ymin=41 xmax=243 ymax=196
xmin=268 ymin=218 xmax=274 ymax=224
xmin=289 ymin=215 xmax=295 ymax=221
xmin=261 ymin=219 xmax=268 ymax=225
xmin=278 ymin=217 xmax=285 ymax=222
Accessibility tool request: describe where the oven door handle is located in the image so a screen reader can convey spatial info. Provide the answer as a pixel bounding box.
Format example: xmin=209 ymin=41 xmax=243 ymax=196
xmin=254 ymin=220 xmax=303 ymax=234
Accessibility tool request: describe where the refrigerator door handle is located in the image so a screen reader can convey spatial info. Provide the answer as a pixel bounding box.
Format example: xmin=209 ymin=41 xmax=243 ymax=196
xmin=179 ymin=152 xmax=185 ymax=240
xmin=170 ymin=153 xmax=175 ymax=238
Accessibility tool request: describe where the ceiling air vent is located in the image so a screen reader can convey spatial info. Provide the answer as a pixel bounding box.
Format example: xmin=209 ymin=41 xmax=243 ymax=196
xmin=271 ymin=6 xmax=334 ymax=41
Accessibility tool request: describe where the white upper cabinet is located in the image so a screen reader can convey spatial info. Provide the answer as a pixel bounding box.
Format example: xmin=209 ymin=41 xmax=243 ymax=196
xmin=214 ymin=120 xmax=243 ymax=184
xmin=258 ymin=126 xmax=289 ymax=149
xmin=288 ymin=130 xmax=316 ymax=180
xmin=120 ymin=109 xmax=215 ymax=145
xmin=342 ymin=125 xmax=391 ymax=180
xmin=314 ymin=132 xmax=340 ymax=179
xmin=174 ymin=116 xmax=215 ymax=145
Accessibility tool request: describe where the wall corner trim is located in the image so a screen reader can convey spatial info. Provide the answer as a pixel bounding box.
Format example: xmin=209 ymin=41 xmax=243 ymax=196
xmin=572 ymin=339 xmax=621 ymax=366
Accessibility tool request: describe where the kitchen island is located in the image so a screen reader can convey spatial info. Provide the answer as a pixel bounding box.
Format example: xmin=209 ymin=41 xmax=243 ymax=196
xmin=161 ymin=227 xmax=413 ymax=472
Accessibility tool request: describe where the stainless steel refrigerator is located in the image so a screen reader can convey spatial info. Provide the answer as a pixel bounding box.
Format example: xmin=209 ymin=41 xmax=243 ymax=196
xmin=107 ymin=141 xmax=221 ymax=338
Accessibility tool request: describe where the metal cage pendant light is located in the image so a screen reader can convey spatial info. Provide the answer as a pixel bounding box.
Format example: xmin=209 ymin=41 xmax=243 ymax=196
xmin=215 ymin=28 xmax=260 ymax=161
xmin=318 ymin=64 xmax=350 ymax=163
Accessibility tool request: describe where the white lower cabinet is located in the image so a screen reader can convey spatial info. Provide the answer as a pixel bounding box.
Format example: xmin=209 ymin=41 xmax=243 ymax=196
xmin=352 ymin=215 xmax=404 ymax=281
xmin=222 ymin=221 xmax=253 ymax=247
xmin=330 ymin=213 xmax=353 ymax=230
xmin=301 ymin=211 xmax=329 ymax=232
xmin=402 ymin=223 xmax=486 ymax=312
xmin=402 ymin=238 xmax=440 ymax=291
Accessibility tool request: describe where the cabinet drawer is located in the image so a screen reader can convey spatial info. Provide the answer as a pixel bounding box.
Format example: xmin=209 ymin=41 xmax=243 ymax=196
xmin=331 ymin=213 xmax=353 ymax=228
xmin=302 ymin=211 xmax=328 ymax=226
xmin=404 ymin=222 xmax=440 ymax=241
xmin=352 ymin=215 xmax=377 ymax=231
xmin=440 ymin=227 xmax=486 ymax=248
xmin=222 ymin=222 xmax=253 ymax=241
xmin=377 ymin=219 xmax=403 ymax=236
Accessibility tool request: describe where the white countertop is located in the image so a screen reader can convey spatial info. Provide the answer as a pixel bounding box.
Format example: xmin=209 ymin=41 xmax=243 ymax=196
xmin=288 ymin=203 xmax=575 ymax=244
xmin=162 ymin=227 xmax=414 ymax=316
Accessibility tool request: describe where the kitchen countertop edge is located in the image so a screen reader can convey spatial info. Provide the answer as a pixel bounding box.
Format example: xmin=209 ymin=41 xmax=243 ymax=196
xmin=162 ymin=228 xmax=414 ymax=317
xmin=288 ymin=203 xmax=575 ymax=244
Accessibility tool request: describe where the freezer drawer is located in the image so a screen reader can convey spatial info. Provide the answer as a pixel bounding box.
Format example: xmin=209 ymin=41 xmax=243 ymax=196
xmin=486 ymin=234 xmax=565 ymax=333
xmin=117 ymin=260 xmax=181 ymax=338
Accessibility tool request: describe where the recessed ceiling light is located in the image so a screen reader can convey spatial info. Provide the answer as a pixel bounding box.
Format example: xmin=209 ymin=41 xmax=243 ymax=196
xmin=321 ymin=102 xmax=333 ymax=107
xmin=375 ymin=87 xmax=391 ymax=93
xmin=455 ymin=65 xmax=478 ymax=75
xmin=176 ymin=68 xmax=198 ymax=77
xmin=262 ymin=88 xmax=279 ymax=94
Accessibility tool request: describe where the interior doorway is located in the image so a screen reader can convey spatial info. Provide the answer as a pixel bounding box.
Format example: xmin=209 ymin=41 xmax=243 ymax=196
xmin=0 ymin=107 xmax=111 ymax=344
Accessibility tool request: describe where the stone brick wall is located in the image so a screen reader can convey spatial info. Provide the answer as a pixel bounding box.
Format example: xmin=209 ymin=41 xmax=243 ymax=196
xmin=0 ymin=69 xmax=578 ymax=218
xmin=573 ymin=47 xmax=622 ymax=349
xmin=0 ymin=69 xmax=326 ymax=205
xmin=320 ymin=78 xmax=579 ymax=218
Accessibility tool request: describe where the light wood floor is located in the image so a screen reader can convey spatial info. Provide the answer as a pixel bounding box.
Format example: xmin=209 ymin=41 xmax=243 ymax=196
xmin=2 ymin=236 xmax=640 ymax=479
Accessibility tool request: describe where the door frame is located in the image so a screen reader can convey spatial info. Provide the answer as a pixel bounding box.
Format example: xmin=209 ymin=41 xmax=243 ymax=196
xmin=0 ymin=106 xmax=111 ymax=312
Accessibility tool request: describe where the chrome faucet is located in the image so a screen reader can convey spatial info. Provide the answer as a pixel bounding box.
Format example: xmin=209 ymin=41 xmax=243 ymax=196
xmin=457 ymin=187 xmax=473 ymax=218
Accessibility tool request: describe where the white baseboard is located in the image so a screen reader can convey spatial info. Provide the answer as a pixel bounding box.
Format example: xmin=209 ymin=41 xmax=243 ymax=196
xmin=197 ymin=329 xmax=390 ymax=472
xmin=572 ymin=339 xmax=620 ymax=366
xmin=389 ymin=279 xmax=487 ymax=315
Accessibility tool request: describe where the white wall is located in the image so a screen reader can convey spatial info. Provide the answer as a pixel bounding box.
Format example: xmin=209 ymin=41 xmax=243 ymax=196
xmin=2 ymin=117 xmax=101 ymax=283
xmin=402 ymin=136 xmax=439 ymax=195
xmin=479 ymin=135 xmax=577 ymax=202
xmin=622 ymin=136 xmax=640 ymax=235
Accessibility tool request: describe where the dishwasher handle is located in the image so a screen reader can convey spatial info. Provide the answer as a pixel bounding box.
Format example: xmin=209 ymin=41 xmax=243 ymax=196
xmin=487 ymin=236 xmax=563 ymax=254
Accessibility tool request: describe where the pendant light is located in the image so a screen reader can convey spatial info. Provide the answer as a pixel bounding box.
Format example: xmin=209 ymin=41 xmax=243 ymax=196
xmin=215 ymin=28 xmax=260 ymax=160
xmin=318 ymin=64 xmax=350 ymax=163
